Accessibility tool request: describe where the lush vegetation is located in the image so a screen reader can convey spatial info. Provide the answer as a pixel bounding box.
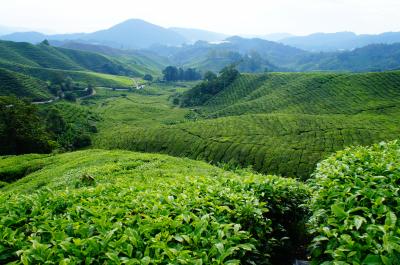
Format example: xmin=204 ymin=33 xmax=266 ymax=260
xmin=96 ymin=71 xmax=400 ymax=178
xmin=308 ymin=140 xmax=400 ymax=264
xmin=162 ymin=66 xmax=202 ymax=82
xmin=0 ymin=40 xmax=136 ymax=76
xmin=0 ymin=68 xmax=52 ymax=101
xmin=179 ymin=66 xmax=239 ymax=107
xmin=1 ymin=34 xmax=400 ymax=264
xmin=0 ymin=96 xmax=97 ymax=155
xmin=0 ymin=150 xmax=309 ymax=264
xmin=0 ymin=97 xmax=53 ymax=155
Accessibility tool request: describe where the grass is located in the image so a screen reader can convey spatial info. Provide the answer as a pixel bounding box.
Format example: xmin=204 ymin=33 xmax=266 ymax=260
xmin=0 ymin=149 xmax=309 ymax=264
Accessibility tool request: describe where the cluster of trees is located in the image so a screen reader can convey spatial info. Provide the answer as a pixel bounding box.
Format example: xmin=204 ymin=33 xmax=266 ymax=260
xmin=0 ymin=96 xmax=93 ymax=155
xmin=162 ymin=66 xmax=202 ymax=82
xmin=48 ymin=74 xmax=94 ymax=102
xmin=0 ymin=97 xmax=53 ymax=154
xmin=179 ymin=65 xmax=240 ymax=107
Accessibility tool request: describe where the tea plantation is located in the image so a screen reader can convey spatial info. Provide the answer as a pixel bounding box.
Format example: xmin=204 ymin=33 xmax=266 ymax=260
xmin=0 ymin=150 xmax=310 ymax=264
xmin=0 ymin=68 xmax=52 ymax=100
xmin=95 ymin=71 xmax=400 ymax=178
xmin=1 ymin=140 xmax=399 ymax=264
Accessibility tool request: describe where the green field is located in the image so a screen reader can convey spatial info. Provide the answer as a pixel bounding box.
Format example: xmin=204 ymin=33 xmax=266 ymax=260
xmin=93 ymin=71 xmax=400 ymax=178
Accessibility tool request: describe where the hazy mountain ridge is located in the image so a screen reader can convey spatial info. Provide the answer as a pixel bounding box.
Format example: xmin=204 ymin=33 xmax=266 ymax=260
xmin=280 ymin=31 xmax=400 ymax=51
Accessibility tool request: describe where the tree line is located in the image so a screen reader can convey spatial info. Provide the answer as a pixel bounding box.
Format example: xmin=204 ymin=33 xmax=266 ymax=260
xmin=0 ymin=96 xmax=94 ymax=155
xmin=162 ymin=66 xmax=202 ymax=82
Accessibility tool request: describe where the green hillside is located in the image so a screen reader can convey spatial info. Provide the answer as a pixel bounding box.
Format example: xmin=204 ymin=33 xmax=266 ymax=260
xmin=0 ymin=40 xmax=137 ymax=76
xmin=0 ymin=150 xmax=309 ymax=264
xmin=93 ymin=71 xmax=400 ymax=178
xmin=194 ymin=71 xmax=400 ymax=117
xmin=58 ymin=42 xmax=166 ymax=76
xmin=0 ymin=60 xmax=134 ymax=89
xmin=97 ymin=113 xmax=399 ymax=178
xmin=0 ymin=68 xmax=51 ymax=100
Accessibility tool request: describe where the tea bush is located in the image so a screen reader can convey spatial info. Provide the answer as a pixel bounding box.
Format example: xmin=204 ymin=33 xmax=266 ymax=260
xmin=0 ymin=150 xmax=310 ymax=264
xmin=308 ymin=140 xmax=400 ymax=264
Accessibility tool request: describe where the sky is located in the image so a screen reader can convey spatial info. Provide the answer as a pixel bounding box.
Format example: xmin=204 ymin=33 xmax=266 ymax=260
xmin=0 ymin=0 xmax=399 ymax=35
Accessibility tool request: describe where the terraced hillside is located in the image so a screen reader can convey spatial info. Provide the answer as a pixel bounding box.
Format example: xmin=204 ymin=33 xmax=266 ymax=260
xmin=0 ymin=68 xmax=51 ymax=100
xmin=0 ymin=40 xmax=140 ymax=76
xmin=95 ymin=71 xmax=400 ymax=178
xmin=197 ymin=71 xmax=400 ymax=117
xmin=0 ymin=150 xmax=309 ymax=264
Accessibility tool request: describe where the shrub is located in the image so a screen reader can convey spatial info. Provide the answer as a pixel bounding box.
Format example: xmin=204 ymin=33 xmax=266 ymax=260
xmin=308 ymin=140 xmax=400 ymax=264
xmin=0 ymin=150 xmax=310 ymax=264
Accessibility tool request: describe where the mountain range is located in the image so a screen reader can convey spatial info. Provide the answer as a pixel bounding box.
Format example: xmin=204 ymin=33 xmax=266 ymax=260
xmin=279 ymin=31 xmax=400 ymax=51
xmin=1 ymin=19 xmax=400 ymax=52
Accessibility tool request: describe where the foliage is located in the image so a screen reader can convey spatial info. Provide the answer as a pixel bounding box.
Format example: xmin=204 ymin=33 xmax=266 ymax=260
xmin=143 ymin=73 xmax=153 ymax=81
xmin=40 ymin=103 xmax=98 ymax=151
xmin=0 ymin=68 xmax=52 ymax=101
xmin=0 ymin=40 xmax=136 ymax=76
xmin=308 ymin=140 xmax=400 ymax=264
xmin=180 ymin=65 xmax=239 ymax=107
xmin=162 ymin=66 xmax=202 ymax=82
xmin=0 ymin=96 xmax=54 ymax=155
xmin=0 ymin=149 xmax=310 ymax=264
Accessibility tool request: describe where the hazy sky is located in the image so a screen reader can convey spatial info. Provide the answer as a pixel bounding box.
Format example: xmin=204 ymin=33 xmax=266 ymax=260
xmin=0 ymin=0 xmax=399 ymax=35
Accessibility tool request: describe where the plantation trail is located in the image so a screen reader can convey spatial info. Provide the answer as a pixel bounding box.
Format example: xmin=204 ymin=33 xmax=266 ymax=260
xmin=78 ymin=88 xmax=97 ymax=100
xmin=31 ymin=88 xmax=97 ymax=104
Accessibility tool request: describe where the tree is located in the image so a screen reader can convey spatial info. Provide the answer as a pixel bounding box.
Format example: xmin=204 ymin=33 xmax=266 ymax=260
xmin=64 ymin=92 xmax=76 ymax=102
xmin=0 ymin=97 xmax=53 ymax=155
xmin=41 ymin=39 xmax=50 ymax=46
xmin=162 ymin=66 xmax=179 ymax=82
xmin=143 ymin=74 xmax=153 ymax=81
xmin=204 ymin=71 xmax=217 ymax=82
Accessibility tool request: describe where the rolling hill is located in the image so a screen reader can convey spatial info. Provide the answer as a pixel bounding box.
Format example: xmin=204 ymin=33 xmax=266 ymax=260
xmin=94 ymin=71 xmax=400 ymax=178
xmin=0 ymin=149 xmax=309 ymax=264
xmin=0 ymin=68 xmax=51 ymax=100
xmin=0 ymin=40 xmax=136 ymax=76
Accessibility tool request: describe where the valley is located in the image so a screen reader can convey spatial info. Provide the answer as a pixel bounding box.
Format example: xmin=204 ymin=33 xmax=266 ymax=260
xmin=0 ymin=14 xmax=400 ymax=265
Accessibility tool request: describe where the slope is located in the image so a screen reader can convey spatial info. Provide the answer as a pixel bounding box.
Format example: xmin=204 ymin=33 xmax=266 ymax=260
xmin=94 ymin=71 xmax=400 ymax=178
xmin=198 ymin=71 xmax=400 ymax=117
xmin=0 ymin=68 xmax=51 ymax=100
xmin=0 ymin=149 xmax=309 ymax=264
xmin=0 ymin=40 xmax=137 ymax=76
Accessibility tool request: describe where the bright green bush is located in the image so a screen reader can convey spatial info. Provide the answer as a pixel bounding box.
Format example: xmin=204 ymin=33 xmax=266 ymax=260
xmin=308 ymin=140 xmax=400 ymax=264
xmin=0 ymin=150 xmax=309 ymax=264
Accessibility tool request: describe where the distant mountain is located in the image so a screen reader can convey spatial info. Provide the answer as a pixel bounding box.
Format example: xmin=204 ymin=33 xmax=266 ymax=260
xmin=280 ymin=31 xmax=400 ymax=51
xmin=79 ymin=19 xmax=186 ymax=48
xmin=295 ymin=43 xmax=400 ymax=72
xmin=1 ymin=19 xmax=186 ymax=49
xmin=148 ymin=36 xmax=307 ymax=71
xmin=169 ymin=27 xmax=228 ymax=43
xmin=0 ymin=31 xmax=47 ymax=44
